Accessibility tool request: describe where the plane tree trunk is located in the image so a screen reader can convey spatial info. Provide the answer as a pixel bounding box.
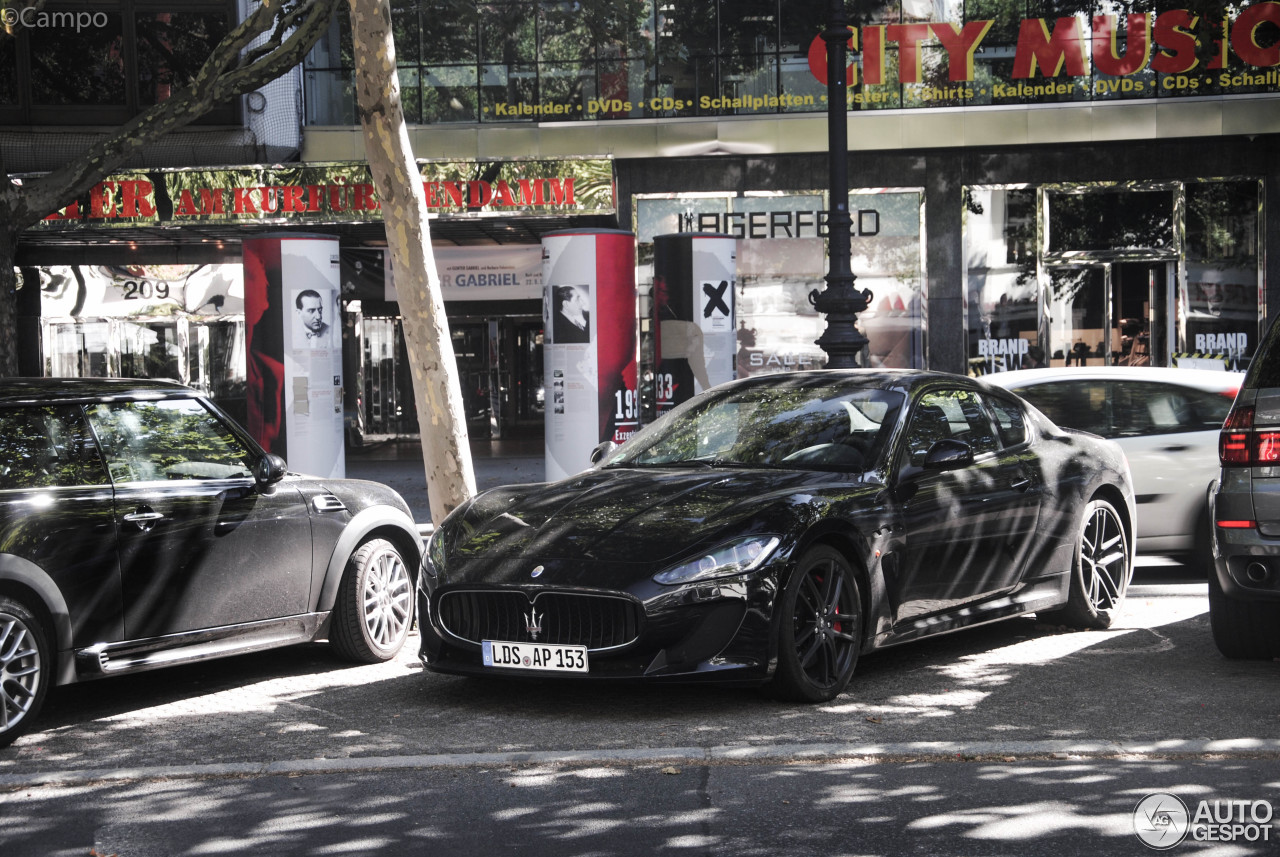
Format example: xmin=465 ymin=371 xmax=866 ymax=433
xmin=347 ymin=0 xmax=476 ymax=521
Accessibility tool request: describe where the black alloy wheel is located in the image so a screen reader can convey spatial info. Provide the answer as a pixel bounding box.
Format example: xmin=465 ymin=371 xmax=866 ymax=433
xmin=772 ymin=545 xmax=862 ymax=703
xmin=1042 ymin=497 xmax=1131 ymax=630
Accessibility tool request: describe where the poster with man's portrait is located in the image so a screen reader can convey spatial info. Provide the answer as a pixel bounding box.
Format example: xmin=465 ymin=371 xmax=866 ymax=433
xmin=292 ymin=287 xmax=336 ymax=349
xmin=551 ymin=283 xmax=591 ymax=344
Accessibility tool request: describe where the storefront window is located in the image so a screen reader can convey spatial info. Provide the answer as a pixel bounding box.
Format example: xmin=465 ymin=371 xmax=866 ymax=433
xmin=967 ymin=180 xmax=1263 ymax=373
xmin=135 ymin=10 xmax=231 ymax=108
xmin=29 ymin=12 xmax=126 ymax=107
xmin=45 ymin=321 xmax=111 ymax=378
xmin=421 ymin=0 xmax=479 ymax=64
xmin=1181 ymin=180 xmax=1263 ymax=370
xmin=0 ymin=34 xmax=16 ymax=105
xmin=361 ymin=317 xmax=415 ymax=437
xmin=480 ymin=2 xmax=536 ymax=65
xmin=965 ymin=187 xmax=1042 ymax=374
xmin=1047 ymin=187 xmax=1176 ymax=253
xmin=5 ymin=1 xmax=236 ymax=124
xmin=118 ymin=321 xmax=181 ymax=380
xmin=422 ymin=66 xmax=482 ymax=123
xmin=635 ymin=188 xmax=925 ymax=392
xmin=39 ymin=264 xmax=247 ymax=412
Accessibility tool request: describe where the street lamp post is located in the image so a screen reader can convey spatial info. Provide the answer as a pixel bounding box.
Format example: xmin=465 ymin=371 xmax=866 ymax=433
xmin=809 ymin=0 xmax=872 ymax=369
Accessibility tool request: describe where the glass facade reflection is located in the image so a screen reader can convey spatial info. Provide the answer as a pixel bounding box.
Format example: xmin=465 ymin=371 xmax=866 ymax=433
xmin=303 ymin=0 xmax=1280 ymax=125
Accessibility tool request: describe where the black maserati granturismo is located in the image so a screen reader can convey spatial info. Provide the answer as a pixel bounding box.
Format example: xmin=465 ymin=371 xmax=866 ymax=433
xmin=418 ymin=369 xmax=1135 ymax=702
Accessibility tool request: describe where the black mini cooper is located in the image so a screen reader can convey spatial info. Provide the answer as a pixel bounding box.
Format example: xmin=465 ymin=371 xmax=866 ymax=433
xmin=0 ymin=379 xmax=422 ymax=747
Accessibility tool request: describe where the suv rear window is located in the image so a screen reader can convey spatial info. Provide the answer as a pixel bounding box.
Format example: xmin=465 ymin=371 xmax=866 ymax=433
xmin=1245 ymin=317 xmax=1280 ymax=389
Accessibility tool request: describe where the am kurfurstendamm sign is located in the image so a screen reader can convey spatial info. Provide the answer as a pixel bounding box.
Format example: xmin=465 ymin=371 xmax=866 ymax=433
xmin=30 ymin=159 xmax=616 ymax=230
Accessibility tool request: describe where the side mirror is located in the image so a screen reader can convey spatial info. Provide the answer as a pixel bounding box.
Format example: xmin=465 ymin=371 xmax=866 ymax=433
xmin=589 ymin=440 xmax=617 ymax=466
xmin=254 ymin=454 xmax=287 ymax=492
xmin=923 ymin=438 xmax=973 ymax=470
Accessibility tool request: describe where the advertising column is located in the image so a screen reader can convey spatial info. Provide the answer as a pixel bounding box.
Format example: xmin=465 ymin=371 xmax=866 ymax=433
xmin=244 ymin=235 xmax=345 ymax=478
xmin=653 ymin=233 xmax=737 ymax=415
xmin=543 ymin=229 xmax=637 ymax=481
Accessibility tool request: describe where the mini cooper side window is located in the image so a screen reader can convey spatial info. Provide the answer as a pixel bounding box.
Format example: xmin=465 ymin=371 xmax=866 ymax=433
xmin=86 ymin=399 xmax=254 ymax=484
xmin=0 ymin=405 xmax=109 ymax=489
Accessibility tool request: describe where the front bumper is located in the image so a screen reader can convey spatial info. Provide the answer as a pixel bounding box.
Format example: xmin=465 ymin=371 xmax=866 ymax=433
xmin=416 ymin=573 xmax=777 ymax=684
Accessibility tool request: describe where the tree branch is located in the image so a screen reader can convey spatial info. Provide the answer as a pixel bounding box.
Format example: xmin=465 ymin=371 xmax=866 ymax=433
xmin=4 ymin=0 xmax=340 ymax=230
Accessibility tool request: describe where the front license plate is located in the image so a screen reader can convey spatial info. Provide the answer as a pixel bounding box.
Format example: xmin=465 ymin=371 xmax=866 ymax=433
xmin=482 ymin=640 xmax=588 ymax=672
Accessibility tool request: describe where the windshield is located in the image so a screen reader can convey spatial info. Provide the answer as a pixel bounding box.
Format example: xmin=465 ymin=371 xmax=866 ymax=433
xmin=604 ymin=381 xmax=905 ymax=472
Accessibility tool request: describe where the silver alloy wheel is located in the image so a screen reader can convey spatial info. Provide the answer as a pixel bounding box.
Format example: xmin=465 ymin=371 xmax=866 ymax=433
xmin=360 ymin=543 xmax=413 ymax=649
xmin=0 ymin=610 xmax=41 ymax=735
xmin=1080 ymin=502 xmax=1128 ymax=612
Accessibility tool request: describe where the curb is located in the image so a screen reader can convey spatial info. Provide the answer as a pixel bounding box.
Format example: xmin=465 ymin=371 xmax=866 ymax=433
xmin=5 ymin=738 xmax=1280 ymax=789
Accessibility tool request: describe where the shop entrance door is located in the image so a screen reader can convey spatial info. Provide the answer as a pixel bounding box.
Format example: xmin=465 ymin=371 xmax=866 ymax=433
xmin=1046 ymin=261 xmax=1172 ymax=367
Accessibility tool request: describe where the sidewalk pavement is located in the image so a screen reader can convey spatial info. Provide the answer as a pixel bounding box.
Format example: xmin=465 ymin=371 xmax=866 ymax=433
xmin=343 ymin=435 xmax=546 ymax=527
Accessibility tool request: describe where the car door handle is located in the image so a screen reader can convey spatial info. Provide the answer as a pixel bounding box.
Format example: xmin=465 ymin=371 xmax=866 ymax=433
xmin=1161 ymin=444 xmax=1191 ymax=452
xmin=122 ymin=509 xmax=165 ymax=531
xmin=1010 ymin=477 xmax=1031 ymax=491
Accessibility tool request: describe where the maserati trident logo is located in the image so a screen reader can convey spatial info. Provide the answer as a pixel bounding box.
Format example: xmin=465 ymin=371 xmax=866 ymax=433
xmin=525 ymin=608 xmax=543 ymax=642
xmin=530 ymin=565 xmax=544 ymax=578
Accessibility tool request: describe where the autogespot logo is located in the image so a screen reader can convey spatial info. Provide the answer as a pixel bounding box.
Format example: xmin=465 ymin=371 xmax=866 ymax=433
xmin=1134 ymin=793 xmax=1275 ymax=849
xmin=1 ymin=7 xmax=110 ymax=31
xmin=1134 ymin=793 xmax=1191 ymax=850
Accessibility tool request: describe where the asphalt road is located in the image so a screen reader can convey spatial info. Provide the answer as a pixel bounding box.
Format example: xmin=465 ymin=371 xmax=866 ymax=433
xmin=1 ymin=560 xmax=1277 ymax=855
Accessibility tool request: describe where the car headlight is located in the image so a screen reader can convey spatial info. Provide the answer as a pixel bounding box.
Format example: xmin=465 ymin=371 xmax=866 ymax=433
xmin=425 ymin=526 xmax=448 ymax=577
xmin=653 ymin=535 xmax=781 ymax=585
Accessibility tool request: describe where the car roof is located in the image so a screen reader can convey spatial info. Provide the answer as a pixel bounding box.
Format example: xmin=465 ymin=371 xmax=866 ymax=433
xmin=728 ymin=368 xmax=975 ymax=390
xmin=984 ymin=366 xmax=1243 ymax=392
xmin=0 ymin=377 xmax=197 ymax=406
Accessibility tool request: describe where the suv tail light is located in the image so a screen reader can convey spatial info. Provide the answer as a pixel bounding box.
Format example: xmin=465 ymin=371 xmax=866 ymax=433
xmin=1220 ymin=405 xmax=1280 ymax=466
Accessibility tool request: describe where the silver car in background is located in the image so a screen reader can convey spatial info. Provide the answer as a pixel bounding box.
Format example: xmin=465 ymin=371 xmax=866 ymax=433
xmin=987 ymin=366 xmax=1241 ymax=570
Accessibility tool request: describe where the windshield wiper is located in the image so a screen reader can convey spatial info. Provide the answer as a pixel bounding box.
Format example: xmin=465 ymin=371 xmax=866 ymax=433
xmin=708 ymin=459 xmax=788 ymax=470
xmin=603 ymin=459 xmax=714 ymax=469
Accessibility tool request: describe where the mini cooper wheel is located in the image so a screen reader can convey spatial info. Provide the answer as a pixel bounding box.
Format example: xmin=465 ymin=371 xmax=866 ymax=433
xmin=772 ymin=545 xmax=862 ymax=703
xmin=331 ymin=538 xmax=414 ymax=663
xmin=0 ymin=596 xmax=51 ymax=748
xmin=1043 ymin=497 xmax=1131 ymax=630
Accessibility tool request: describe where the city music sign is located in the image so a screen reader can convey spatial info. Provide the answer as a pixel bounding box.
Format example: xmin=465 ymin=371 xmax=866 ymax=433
xmin=31 ymin=159 xmax=616 ymax=230
xmin=807 ymin=4 xmax=1280 ymax=97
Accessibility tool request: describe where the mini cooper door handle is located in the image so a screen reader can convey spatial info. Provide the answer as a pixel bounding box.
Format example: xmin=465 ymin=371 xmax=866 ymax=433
xmin=123 ymin=508 xmax=165 ymax=531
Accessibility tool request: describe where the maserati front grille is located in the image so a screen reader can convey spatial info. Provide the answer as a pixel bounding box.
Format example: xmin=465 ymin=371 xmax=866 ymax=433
xmin=436 ymin=589 xmax=642 ymax=651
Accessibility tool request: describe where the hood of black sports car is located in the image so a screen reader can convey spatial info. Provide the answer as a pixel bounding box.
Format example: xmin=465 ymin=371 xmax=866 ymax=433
xmin=445 ymin=467 xmax=869 ymax=570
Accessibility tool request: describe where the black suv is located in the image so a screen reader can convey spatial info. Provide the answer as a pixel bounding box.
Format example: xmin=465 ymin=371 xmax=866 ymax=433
xmin=0 ymin=379 xmax=422 ymax=747
xmin=1212 ymin=321 xmax=1280 ymax=658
